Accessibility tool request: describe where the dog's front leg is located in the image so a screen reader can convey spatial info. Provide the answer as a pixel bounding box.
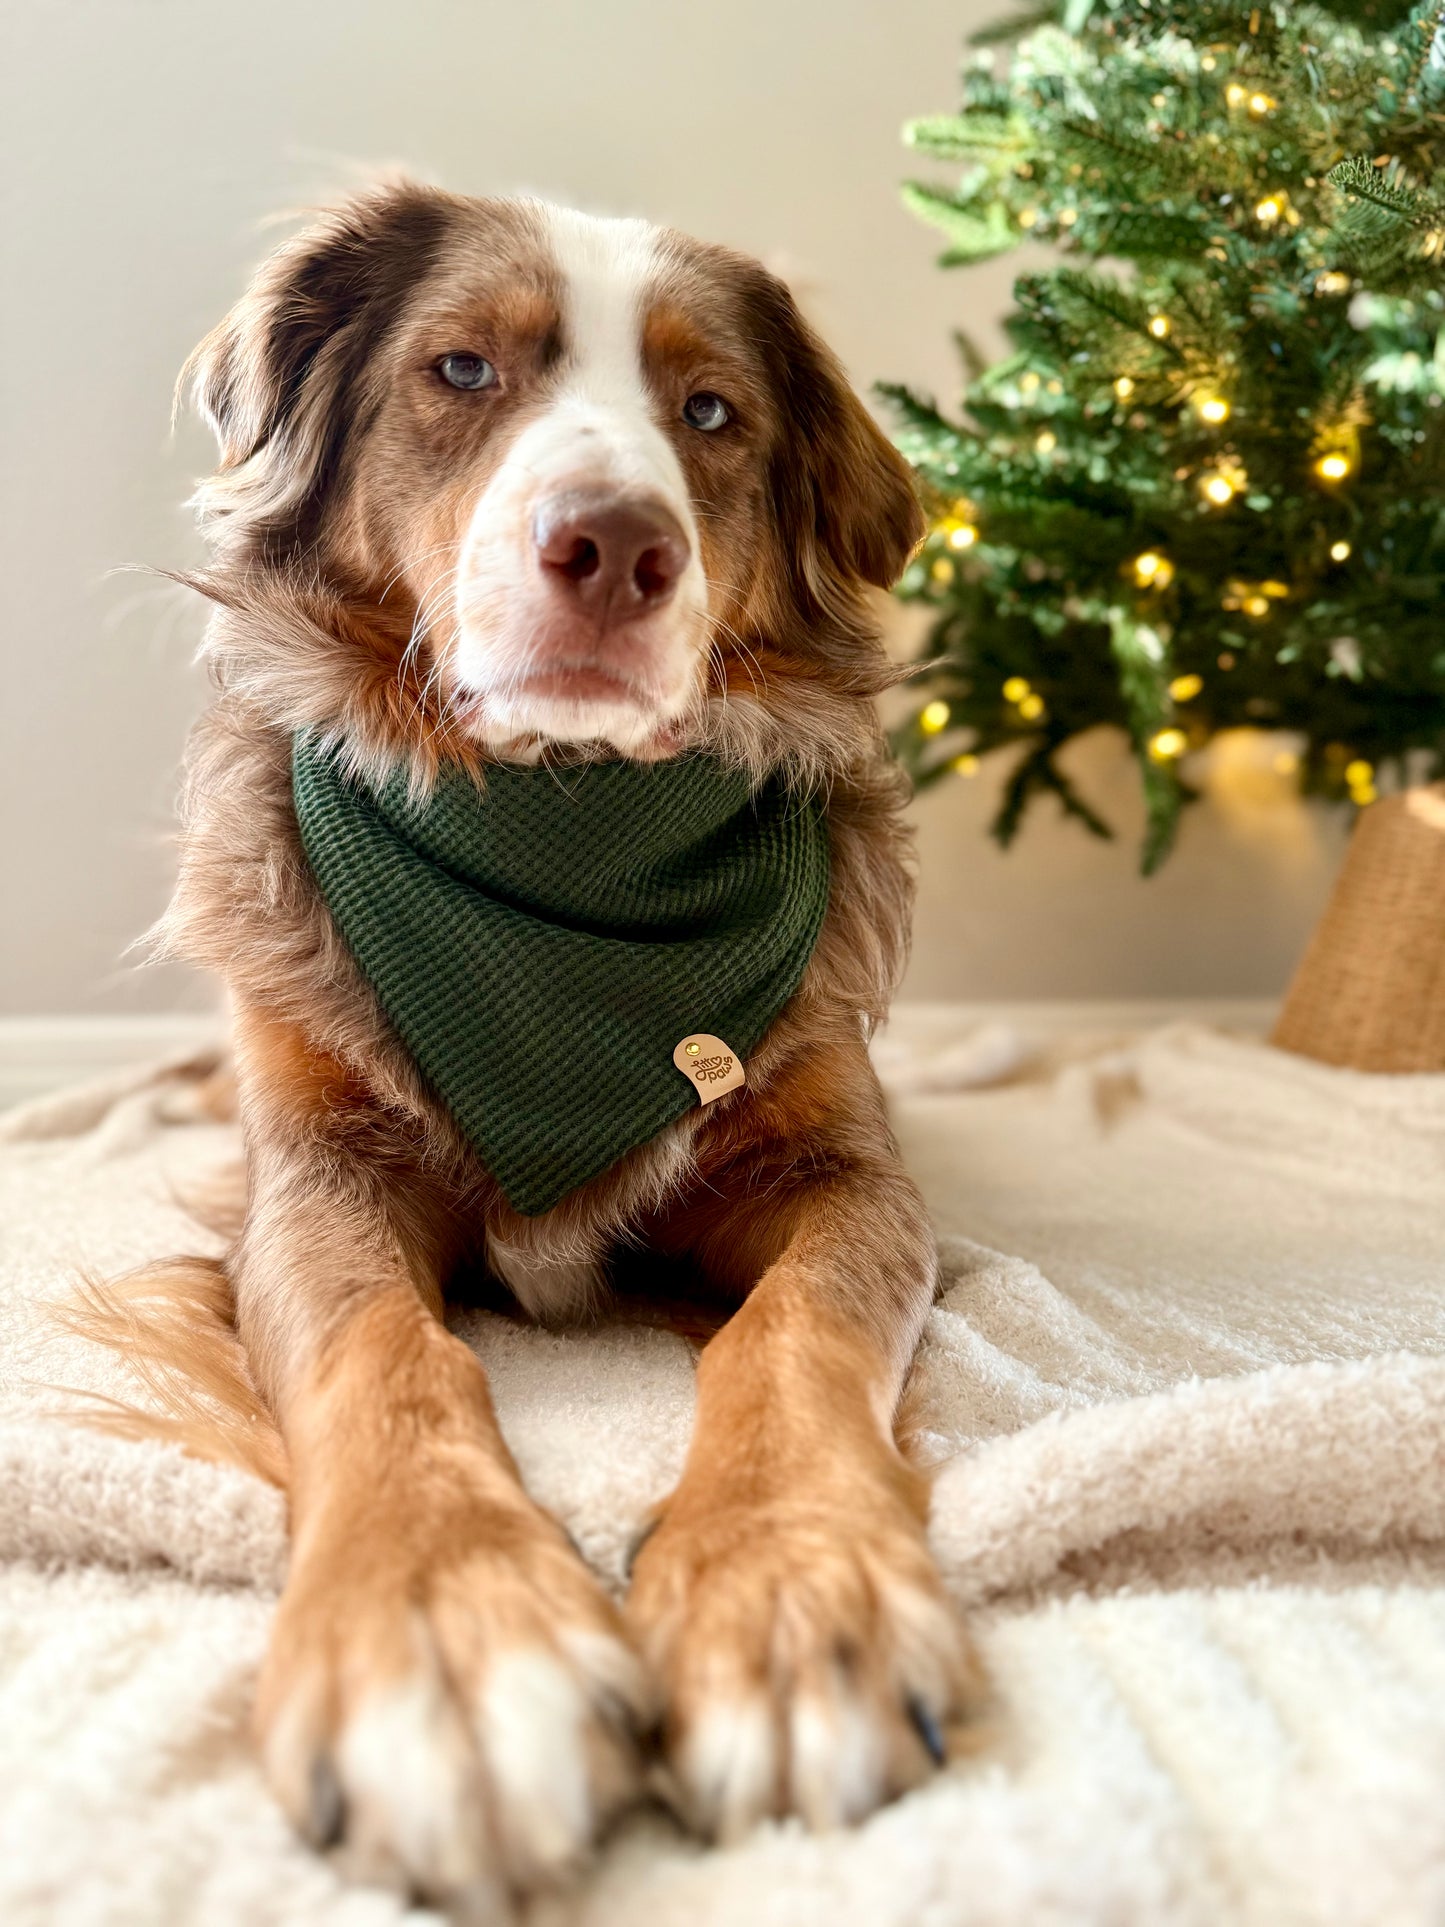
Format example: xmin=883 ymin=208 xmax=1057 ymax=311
xmin=232 ymin=1008 xmax=649 ymax=1912
xmin=628 ymin=1033 xmax=978 ymax=1841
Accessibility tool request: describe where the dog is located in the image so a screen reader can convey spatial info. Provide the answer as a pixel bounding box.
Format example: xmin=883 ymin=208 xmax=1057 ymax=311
xmin=129 ymin=181 xmax=976 ymax=1911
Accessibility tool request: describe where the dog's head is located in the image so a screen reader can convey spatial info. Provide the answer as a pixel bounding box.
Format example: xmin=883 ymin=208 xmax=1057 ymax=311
xmin=187 ymin=183 xmax=922 ymax=764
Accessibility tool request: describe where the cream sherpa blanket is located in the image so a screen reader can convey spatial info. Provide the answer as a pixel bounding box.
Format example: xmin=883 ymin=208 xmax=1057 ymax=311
xmin=2 ymin=1018 xmax=1445 ymax=1926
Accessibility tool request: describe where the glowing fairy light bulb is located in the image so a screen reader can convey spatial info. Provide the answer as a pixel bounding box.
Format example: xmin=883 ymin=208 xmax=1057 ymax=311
xmin=952 ymin=753 xmax=979 ymax=776
xmin=1330 ymin=539 xmax=1352 ymax=561
xmin=1248 ymin=92 xmax=1276 ymax=116
xmin=1347 ymin=756 xmax=1378 ymax=805
xmin=1035 ymin=429 xmax=1057 ymax=454
xmin=1132 ymin=551 xmax=1174 ymax=588
xmin=1150 ymin=728 xmax=1188 ymax=760
xmin=1202 ymin=473 xmax=1237 ymax=505
xmin=1002 ymin=676 xmax=1032 ymax=703
xmin=920 ymin=700 xmax=951 ymax=735
xmin=1169 ymin=673 xmax=1203 ymax=701
xmin=1148 ymin=314 xmax=1172 ymax=339
xmin=1197 ymin=395 xmax=1231 ymax=424
xmin=1114 ymin=376 xmax=1135 ymax=400
xmin=1225 ymin=82 xmax=1246 ymax=106
xmin=1316 ymin=451 xmax=1352 ymax=481
xmin=1017 ymin=693 xmax=1046 ymax=720
xmin=948 ymin=522 xmax=978 ymax=550
xmin=1255 ymin=196 xmax=1282 ymax=225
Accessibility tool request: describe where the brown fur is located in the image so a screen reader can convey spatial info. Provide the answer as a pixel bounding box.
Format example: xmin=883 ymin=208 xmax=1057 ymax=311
xmin=86 ymin=183 xmax=977 ymax=1903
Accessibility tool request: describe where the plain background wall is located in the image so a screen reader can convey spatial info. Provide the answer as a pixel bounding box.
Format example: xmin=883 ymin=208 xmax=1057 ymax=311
xmin=0 ymin=0 xmax=1349 ymax=1016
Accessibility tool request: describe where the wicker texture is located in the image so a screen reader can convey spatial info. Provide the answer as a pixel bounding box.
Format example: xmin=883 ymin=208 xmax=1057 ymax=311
xmin=1273 ymin=784 xmax=1445 ymax=1073
xmin=292 ymin=738 xmax=831 ymax=1215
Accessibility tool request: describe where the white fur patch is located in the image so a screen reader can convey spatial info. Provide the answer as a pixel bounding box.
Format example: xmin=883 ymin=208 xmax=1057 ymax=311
xmin=789 ymin=1689 xmax=887 ymax=1829
xmin=487 ymin=1235 xmax=607 ymax=1324
xmin=335 ymin=1670 xmax=486 ymax=1893
xmin=682 ymin=1696 xmax=778 ymax=1843
xmin=476 ymin=1648 xmax=594 ymax=1880
xmin=450 ymin=204 xmax=711 ymax=757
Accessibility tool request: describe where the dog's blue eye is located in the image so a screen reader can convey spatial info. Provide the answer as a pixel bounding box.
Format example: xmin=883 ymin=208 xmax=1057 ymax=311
xmin=439 ymin=353 xmax=497 ymax=391
xmin=682 ymin=392 xmax=729 ymax=431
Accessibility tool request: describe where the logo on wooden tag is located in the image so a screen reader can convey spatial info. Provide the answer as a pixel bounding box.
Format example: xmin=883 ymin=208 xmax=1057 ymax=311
xmin=673 ymin=1033 xmax=746 ymax=1105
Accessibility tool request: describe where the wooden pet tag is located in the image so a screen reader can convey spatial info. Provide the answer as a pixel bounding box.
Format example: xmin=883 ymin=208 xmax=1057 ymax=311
xmin=673 ymin=1033 xmax=746 ymax=1104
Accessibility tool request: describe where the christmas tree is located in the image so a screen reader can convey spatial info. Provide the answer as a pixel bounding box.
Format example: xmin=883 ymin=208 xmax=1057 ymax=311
xmin=886 ymin=0 xmax=1445 ymax=869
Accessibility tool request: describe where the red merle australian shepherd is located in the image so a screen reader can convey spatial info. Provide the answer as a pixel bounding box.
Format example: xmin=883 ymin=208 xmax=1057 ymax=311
xmin=98 ymin=182 xmax=979 ymax=1913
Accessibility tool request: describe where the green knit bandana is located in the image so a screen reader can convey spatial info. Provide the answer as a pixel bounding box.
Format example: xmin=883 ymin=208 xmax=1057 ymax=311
xmin=291 ymin=734 xmax=831 ymax=1216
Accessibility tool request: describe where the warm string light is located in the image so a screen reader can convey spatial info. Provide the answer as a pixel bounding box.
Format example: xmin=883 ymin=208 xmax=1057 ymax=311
xmin=952 ymin=753 xmax=979 ymax=777
xmin=1196 ymin=394 xmax=1231 ymax=424
xmin=920 ymin=699 xmax=951 ymax=735
xmin=1255 ymin=195 xmax=1283 ymax=226
xmin=1221 ymin=578 xmax=1289 ymax=614
xmin=1150 ymin=727 xmax=1188 ymax=760
xmin=1035 ymin=429 xmax=1058 ymax=454
xmin=1169 ymin=673 xmax=1203 ymax=701
xmin=1201 ymin=471 xmax=1240 ymax=505
xmin=931 ymin=557 xmax=955 ymax=585
xmin=1114 ymin=375 xmax=1135 ymax=400
xmin=1346 ymin=758 xmax=1377 ymax=806
xmin=1148 ymin=314 xmax=1171 ymax=339
xmin=1132 ymin=550 xmax=1175 ymax=588
xmin=1315 ymin=271 xmax=1351 ymax=297
xmin=1330 ymin=539 xmax=1352 ymax=561
xmin=1000 ymin=677 xmax=1047 ymax=722
xmin=1316 ymin=451 xmax=1353 ymax=481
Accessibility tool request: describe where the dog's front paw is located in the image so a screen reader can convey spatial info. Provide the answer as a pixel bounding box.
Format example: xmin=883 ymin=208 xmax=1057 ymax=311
xmin=626 ymin=1487 xmax=979 ymax=1843
xmin=258 ymin=1492 xmax=652 ymax=1914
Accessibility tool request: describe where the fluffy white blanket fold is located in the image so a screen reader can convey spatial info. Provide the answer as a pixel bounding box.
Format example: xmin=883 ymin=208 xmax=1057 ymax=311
xmin=2 ymin=1019 xmax=1443 ymax=1926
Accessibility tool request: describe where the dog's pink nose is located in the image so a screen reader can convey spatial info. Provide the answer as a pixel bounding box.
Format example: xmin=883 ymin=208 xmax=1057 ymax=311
xmin=534 ymin=492 xmax=688 ymax=623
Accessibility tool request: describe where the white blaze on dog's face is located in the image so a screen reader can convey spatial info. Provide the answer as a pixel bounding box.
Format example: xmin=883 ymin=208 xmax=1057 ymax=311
xmin=449 ymin=209 xmax=710 ymax=759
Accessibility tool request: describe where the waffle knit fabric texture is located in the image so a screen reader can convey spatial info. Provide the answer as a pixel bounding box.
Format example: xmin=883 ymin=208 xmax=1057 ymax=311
xmin=291 ymin=735 xmax=831 ymax=1215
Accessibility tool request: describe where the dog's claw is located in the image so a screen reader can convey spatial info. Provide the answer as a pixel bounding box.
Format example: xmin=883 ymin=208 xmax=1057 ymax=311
xmin=306 ymin=1753 xmax=345 ymax=1849
xmin=908 ymin=1698 xmax=947 ymax=1767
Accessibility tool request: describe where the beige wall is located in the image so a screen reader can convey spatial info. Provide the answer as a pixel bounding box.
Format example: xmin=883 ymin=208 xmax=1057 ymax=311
xmin=1 ymin=0 xmax=1342 ymax=1016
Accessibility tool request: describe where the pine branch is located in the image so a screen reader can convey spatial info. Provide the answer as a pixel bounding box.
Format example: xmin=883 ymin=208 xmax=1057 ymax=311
xmin=901 ymin=183 xmax=1018 ymax=262
xmin=968 ymin=2 xmax=1060 ymax=45
xmin=1399 ymin=0 xmax=1445 ymax=101
xmin=1328 ymin=155 xmax=1443 ymax=225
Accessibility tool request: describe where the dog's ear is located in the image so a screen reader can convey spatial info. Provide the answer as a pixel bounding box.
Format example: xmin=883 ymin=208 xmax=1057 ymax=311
xmin=743 ymin=268 xmax=925 ymax=606
xmin=185 ymin=180 xmax=454 ymax=562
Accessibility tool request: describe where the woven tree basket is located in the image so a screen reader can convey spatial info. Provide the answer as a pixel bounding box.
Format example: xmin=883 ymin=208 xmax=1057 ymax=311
xmin=1272 ymin=782 xmax=1445 ymax=1073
